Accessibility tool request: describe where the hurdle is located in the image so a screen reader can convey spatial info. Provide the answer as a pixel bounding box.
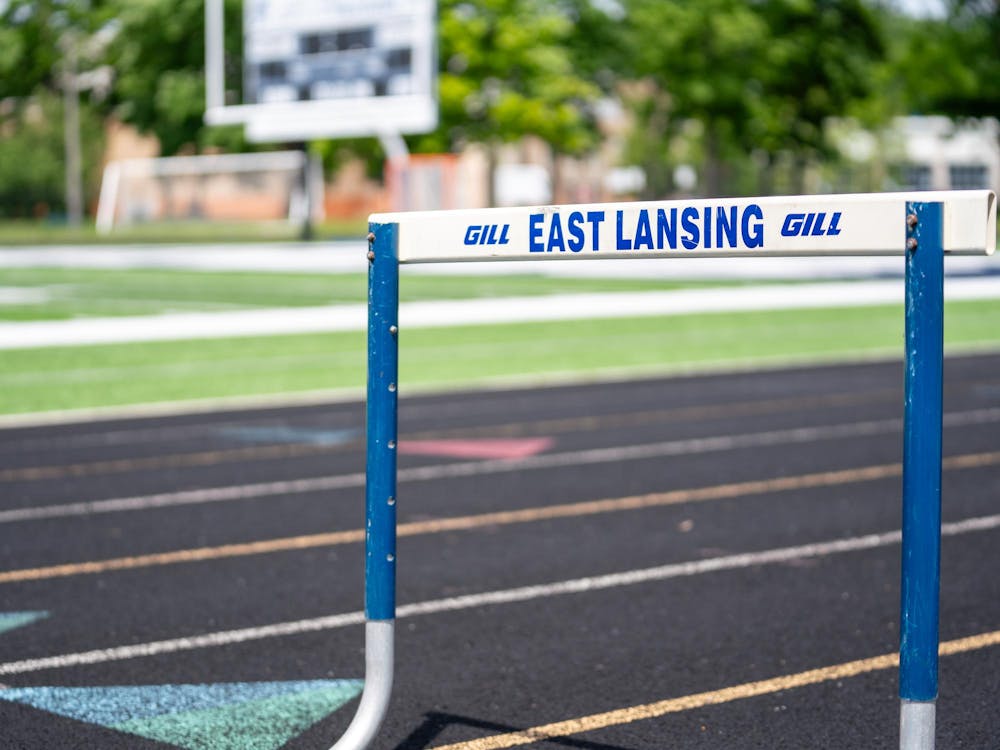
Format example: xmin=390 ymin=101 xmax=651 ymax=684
xmin=329 ymin=191 xmax=996 ymax=750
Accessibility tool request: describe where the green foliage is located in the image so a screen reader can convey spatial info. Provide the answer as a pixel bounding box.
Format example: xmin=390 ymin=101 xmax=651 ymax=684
xmin=752 ymin=0 xmax=885 ymax=156
xmin=312 ymin=137 xmax=386 ymax=182
xmin=107 ymin=0 xmax=244 ymax=155
xmin=2 ymin=0 xmax=997 ymax=208
xmin=0 ymin=1 xmax=114 ymax=216
xmin=1 ymin=1 xmax=74 ymax=98
xmin=887 ymin=0 xmax=1000 ymax=120
xmin=424 ymin=0 xmax=602 ymax=156
xmin=0 ymin=91 xmax=104 ymax=218
xmin=622 ymin=0 xmax=886 ymax=196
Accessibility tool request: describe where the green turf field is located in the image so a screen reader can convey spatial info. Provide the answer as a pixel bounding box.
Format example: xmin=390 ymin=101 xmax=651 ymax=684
xmin=2 ymin=300 xmax=998 ymax=415
xmin=0 ymin=218 xmax=368 ymax=244
xmin=0 ymin=268 xmax=736 ymax=321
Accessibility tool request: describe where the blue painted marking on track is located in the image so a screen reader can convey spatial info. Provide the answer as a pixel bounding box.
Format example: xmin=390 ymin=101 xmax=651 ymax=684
xmin=0 ymin=679 xmax=363 ymax=750
xmin=0 ymin=611 xmax=48 ymax=636
xmin=218 ymin=426 xmax=360 ymax=446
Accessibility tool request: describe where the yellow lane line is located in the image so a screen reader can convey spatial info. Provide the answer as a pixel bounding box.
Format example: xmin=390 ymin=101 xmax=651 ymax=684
xmin=1 ymin=450 xmax=998 ymax=585
xmin=432 ymin=630 xmax=1000 ymax=750
xmin=1 ymin=390 xmax=893 ymax=482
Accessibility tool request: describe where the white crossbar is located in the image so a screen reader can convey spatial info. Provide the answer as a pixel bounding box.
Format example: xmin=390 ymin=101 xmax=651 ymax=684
xmin=369 ymin=191 xmax=996 ymax=263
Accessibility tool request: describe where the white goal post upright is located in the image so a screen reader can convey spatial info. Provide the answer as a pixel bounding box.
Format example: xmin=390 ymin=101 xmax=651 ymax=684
xmin=341 ymin=191 xmax=996 ymax=750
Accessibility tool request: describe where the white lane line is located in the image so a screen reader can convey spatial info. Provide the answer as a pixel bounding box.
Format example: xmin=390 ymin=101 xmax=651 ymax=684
xmin=1 ymin=512 xmax=998 ymax=677
xmin=3 ymin=277 xmax=1000 ymax=349
xmin=2 ymin=406 xmax=999 ymax=525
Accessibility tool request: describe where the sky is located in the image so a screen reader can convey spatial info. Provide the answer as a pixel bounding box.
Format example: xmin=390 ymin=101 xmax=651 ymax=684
xmin=893 ymin=0 xmax=948 ymax=17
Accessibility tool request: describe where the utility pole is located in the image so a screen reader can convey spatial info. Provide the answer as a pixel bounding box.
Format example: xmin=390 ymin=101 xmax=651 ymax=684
xmin=61 ymin=33 xmax=84 ymax=227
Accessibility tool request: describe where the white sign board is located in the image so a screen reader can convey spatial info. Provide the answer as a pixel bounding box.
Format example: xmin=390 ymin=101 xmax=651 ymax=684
xmin=205 ymin=0 xmax=436 ymax=142
xmin=369 ymin=191 xmax=997 ymax=264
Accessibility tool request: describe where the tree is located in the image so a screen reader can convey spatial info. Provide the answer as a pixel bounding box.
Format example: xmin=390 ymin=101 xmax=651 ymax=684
xmin=0 ymin=1 xmax=112 ymax=218
xmin=105 ymin=0 xmax=244 ymax=155
xmin=418 ymin=0 xmax=602 ymax=204
xmin=0 ymin=1 xmax=87 ymax=99
xmin=889 ymin=0 xmax=1000 ymax=120
xmin=555 ymin=0 xmax=633 ymax=94
xmin=622 ymin=0 xmax=886 ymax=197
xmin=751 ymin=0 xmax=885 ymax=190
xmin=624 ymin=0 xmax=772 ymax=196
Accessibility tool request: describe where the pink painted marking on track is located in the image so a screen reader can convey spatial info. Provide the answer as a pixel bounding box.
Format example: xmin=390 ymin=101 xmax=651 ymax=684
xmin=397 ymin=437 xmax=555 ymax=461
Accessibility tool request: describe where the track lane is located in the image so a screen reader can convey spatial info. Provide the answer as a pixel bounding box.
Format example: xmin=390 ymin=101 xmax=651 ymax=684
xmin=0 ymin=353 xmax=997 ymax=749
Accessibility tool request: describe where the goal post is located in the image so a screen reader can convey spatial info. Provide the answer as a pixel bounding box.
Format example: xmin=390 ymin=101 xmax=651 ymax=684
xmin=95 ymin=150 xmax=323 ymax=234
xmin=336 ymin=191 xmax=996 ymax=750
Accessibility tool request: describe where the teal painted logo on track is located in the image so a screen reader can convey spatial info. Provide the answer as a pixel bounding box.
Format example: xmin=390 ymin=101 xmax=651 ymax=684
xmin=0 ymin=679 xmax=362 ymax=750
xmin=0 ymin=611 xmax=48 ymax=636
xmin=219 ymin=426 xmax=360 ymax=446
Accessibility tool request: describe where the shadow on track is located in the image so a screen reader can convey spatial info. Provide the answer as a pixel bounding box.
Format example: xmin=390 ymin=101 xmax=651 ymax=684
xmin=394 ymin=711 xmax=635 ymax=750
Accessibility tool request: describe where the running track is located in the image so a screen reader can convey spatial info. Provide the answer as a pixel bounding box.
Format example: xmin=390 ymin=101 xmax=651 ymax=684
xmin=0 ymin=353 xmax=998 ymax=749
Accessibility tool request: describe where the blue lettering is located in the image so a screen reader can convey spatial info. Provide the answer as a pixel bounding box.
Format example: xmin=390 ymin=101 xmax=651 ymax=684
xmin=465 ymin=223 xmax=512 ymax=247
xmin=567 ymin=212 xmax=585 ymax=252
xmin=616 ymin=210 xmax=631 ymax=250
xmin=587 ymin=211 xmax=604 ymax=250
xmin=781 ymin=210 xmax=842 ymax=238
xmin=547 ymin=213 xmax=565 ymax=252
xmin=657 ymin=208 xmax=677 ymax=249
xmin=781 ymin=213 xmax=804 ymax=237
xmin=716 ymin=206 xmax=737 ymax=248
xmin=703 ymin=207 xmax=712 ymax=248
xmin=681 ymin=207 xmax=700 ymax=250
xmin=529 ymin=214 xmax=544 ymax=252
xmin=742 ymin=204 xmax=764 ymax=248
xmin=634 ymin=209 xmax=653 ymax=250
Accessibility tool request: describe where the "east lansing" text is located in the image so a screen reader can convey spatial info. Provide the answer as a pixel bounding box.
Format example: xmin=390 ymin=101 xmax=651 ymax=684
xmin=528 ymin=205 xmax=764 ymax=253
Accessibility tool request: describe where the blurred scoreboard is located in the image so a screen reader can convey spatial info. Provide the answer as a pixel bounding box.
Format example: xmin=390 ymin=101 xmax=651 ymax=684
xmin=206 ymin=0 xmax=436 ymax=141
xmin=244 ymin=0 xmax=434 ymax=106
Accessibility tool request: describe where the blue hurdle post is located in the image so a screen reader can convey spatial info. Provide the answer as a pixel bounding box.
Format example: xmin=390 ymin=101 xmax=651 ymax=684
xmin=331 ymin=223 xmax=399 ymax=750
xmin=365 ymin=222 xmax=400 ymax=623
xmin=899 ymin=201 xmax=945 ymax=750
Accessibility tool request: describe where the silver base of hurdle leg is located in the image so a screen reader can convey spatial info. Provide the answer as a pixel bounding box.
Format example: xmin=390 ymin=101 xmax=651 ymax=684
xmin=330 ymin=620 xmax=394 ymax=750
xmin=900 ymin=700 xmax=936 ymax=750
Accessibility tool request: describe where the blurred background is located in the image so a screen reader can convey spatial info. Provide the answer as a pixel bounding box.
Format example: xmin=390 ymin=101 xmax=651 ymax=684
xmin=0 ymin=0 xmax=999 ymax=416
xmin=0 ymin=0 xmax=997 ymax=237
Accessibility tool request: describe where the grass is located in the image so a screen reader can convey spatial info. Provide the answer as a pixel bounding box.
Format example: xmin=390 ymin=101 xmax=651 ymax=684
xmin=0 ymin=268 xmax=736 ymax=322
xmin=0 ymin=218 xmax=368 ymax=245
xmin=1 ymin=299 xmax=998 ymax=415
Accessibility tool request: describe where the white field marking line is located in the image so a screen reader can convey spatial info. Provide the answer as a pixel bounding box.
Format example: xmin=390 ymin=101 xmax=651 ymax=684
xmin=2 ymin=405 xmax=999 ymax=525
xmin=0 ymin=512 xmax=997 ymax=677
xmin=4 ymin=277 xmax=1000 ymax=349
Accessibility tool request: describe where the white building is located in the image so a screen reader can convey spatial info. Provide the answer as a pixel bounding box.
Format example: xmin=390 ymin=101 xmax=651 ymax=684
xmin=893 ymin=116 xmax=1000 ymax=193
